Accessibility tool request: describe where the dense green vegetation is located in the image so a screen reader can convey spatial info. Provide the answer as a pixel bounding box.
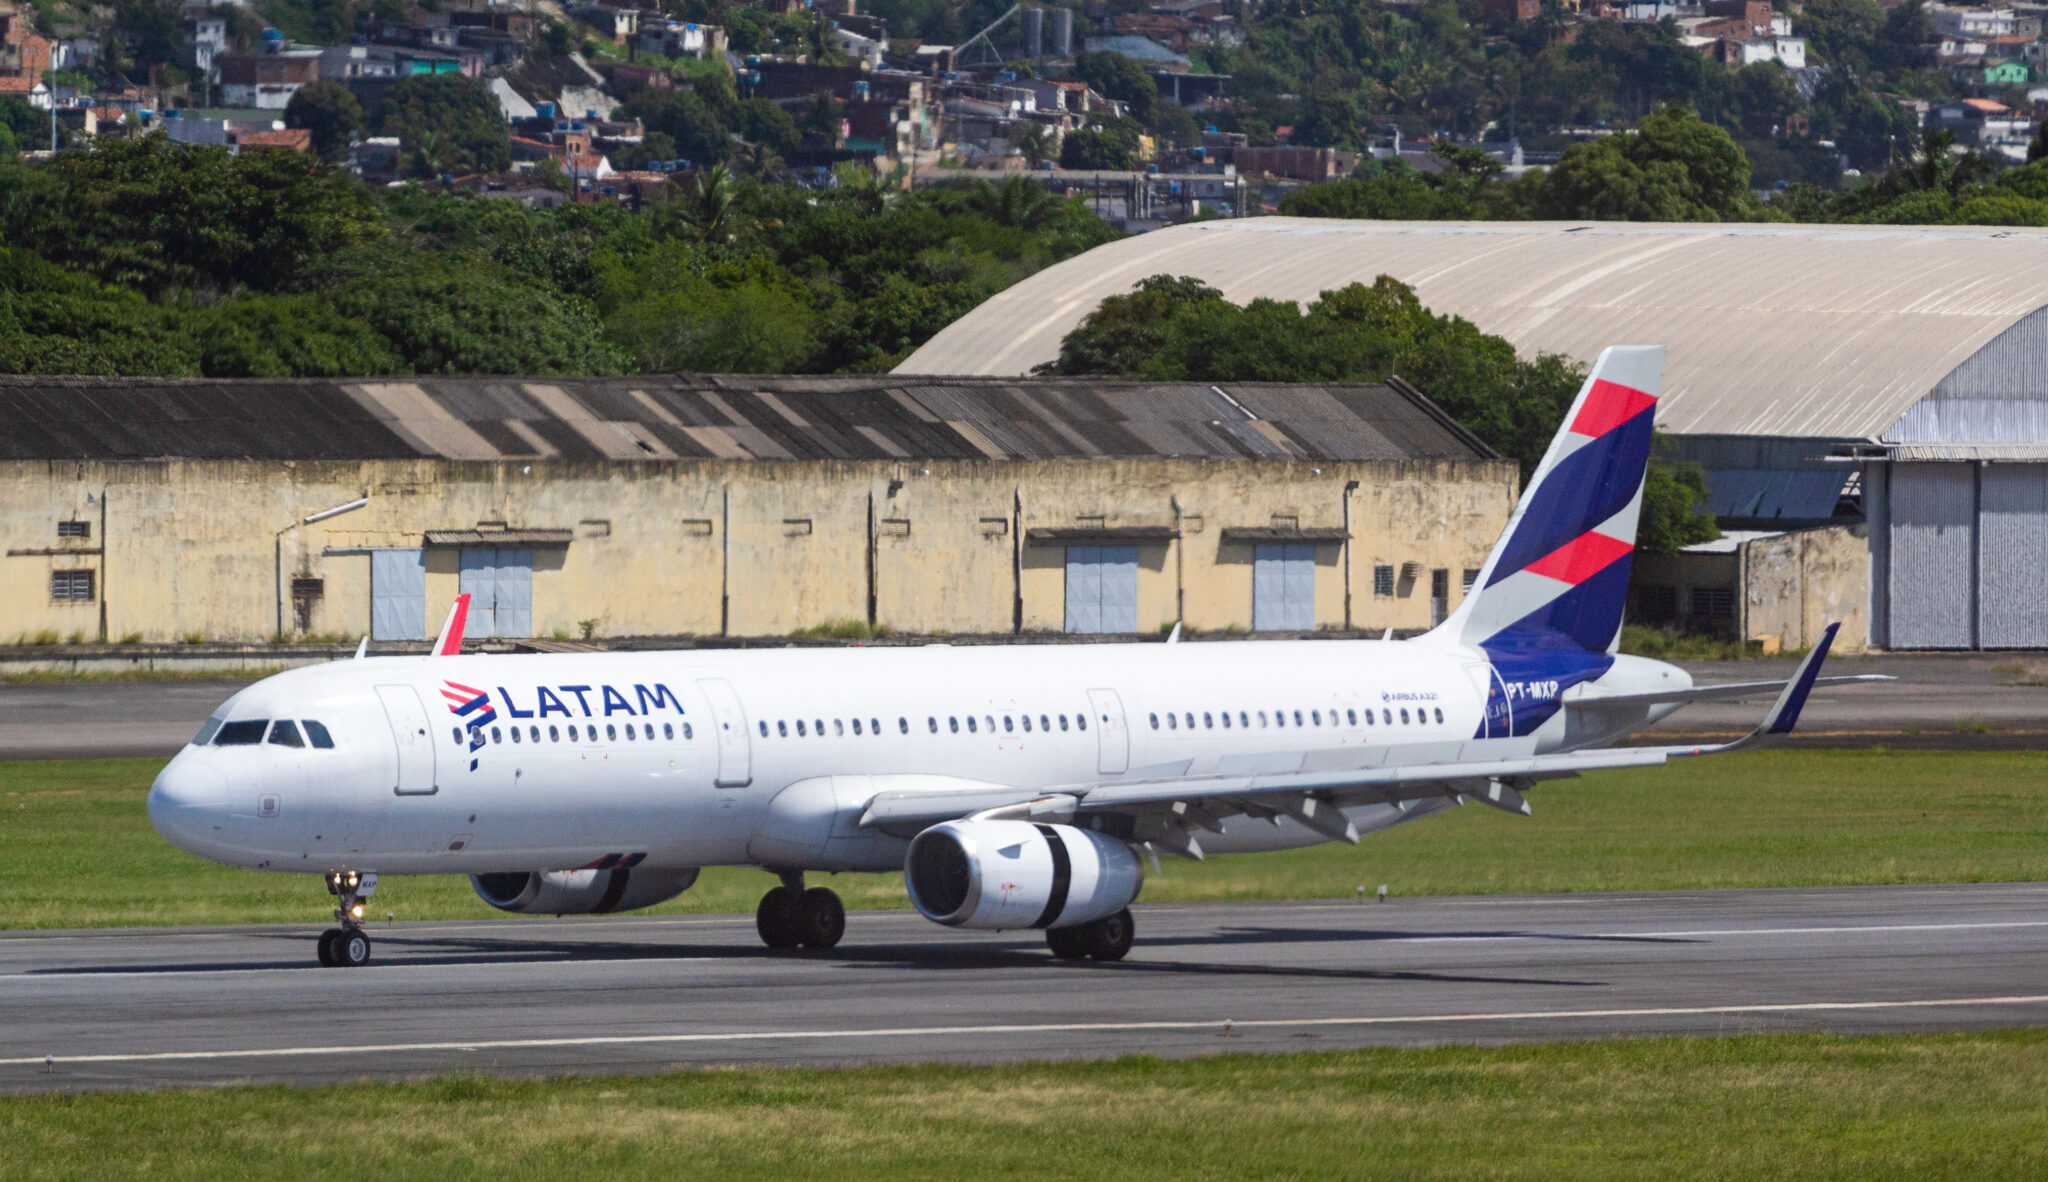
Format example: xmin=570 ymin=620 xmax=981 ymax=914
xmin=7 ymin=1032 xmax=2048 ymax=1179
xmin=0 ymin=139 xmax=1118 ymax=376
xmin=6 ymin=749 xmax=2043 ymax=928
xmin=1040 ymin=271 xmax=1718 ymax=551
xmin=1282 ymin=104 xmax=2048 ymax=226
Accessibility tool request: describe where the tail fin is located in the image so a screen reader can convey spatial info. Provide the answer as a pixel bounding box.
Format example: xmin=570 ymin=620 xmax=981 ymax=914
xmin=1433 ymin=346 xmax=1664 ymax=657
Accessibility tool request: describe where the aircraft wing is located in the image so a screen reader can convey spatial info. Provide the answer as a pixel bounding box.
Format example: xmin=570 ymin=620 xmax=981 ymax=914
xmin=1569 ymin=673 xmax=1889 ymax=710
xmin=860 ymin=624 xmax=1848 ymax=854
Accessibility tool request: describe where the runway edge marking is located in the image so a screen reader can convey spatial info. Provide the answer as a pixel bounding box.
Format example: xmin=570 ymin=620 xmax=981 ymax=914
xmin=9 ymin=994 xmax=2048 ymax=1067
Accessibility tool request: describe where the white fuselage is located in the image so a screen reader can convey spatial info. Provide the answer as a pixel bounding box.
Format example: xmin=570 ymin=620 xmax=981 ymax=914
xmin=147 ymin=639 xmax=1689 ymax=878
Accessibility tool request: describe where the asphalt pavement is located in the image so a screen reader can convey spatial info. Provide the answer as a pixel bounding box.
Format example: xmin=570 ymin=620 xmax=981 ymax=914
xmin=3 ymin=884 xmax=2045 ymax=1094
xmin=2 ymin=653 xmax=2042 ymax=761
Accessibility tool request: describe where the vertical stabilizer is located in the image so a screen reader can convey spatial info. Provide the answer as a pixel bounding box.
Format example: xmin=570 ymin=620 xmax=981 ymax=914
xmin=1432 ymin=346 xmax=1664 ymax=658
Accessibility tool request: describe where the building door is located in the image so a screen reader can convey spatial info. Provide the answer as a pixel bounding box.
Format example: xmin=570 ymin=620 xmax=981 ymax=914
xmin=697 ymin=678 xmax=752 ymax=787
xmin=1980 ymin=464 xmax=2048 ymax=648
xmin=1064 ymin=545 xmax=1138 ymax=634
xmin=370 ymin=549 xmax=427 ymax=642
xmin=460 ymin=548 xmax=534 ymax=639
xmin=1086 ymin=687 xmax=1128 ymax=775
xmin=376 ymin=684 xmax=437 ymax=796
xmin=1252 ymin=544 xmax=1315 ymax=631
xmin=1888 ymin=465 xmax=1976 ymax=648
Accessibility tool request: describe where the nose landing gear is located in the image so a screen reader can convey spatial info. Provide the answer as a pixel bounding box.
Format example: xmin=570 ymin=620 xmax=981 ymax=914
xmin=755 ymin=871 xmax=845 ymax=950
xmin=316 ymin=870 xmax=377 ymax=967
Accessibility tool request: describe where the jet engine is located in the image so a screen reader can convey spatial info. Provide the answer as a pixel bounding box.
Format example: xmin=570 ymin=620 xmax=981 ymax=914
xmin=470 ymin=867 xmax=700 ymax=915
xmin=905 ymin=820 xmax=1141 ymax=930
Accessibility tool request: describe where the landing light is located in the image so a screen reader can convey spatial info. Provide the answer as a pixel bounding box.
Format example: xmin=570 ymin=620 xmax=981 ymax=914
xmin=349 ymin=903 xmax=365 ymax=920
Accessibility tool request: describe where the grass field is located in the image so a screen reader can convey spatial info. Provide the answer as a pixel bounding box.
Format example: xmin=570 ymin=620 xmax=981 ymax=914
xmin=4 ymin=1032 xmax=2047 ymax=1179
xmin=4 ymin=750 xmax=2046 ymax=929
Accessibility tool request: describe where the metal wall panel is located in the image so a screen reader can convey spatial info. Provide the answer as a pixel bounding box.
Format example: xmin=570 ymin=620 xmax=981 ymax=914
xmin=370 ymin=549 xmax=426 ymax=641
xmin=1252 ymin=544 xmax=1314 ymax=631
xmin=1063 ymin=546 xmax=1138 ymax=634
xmin=1887 ymin=464 xmax=1976 ymax=649
xmin=1978 ymin=464 xmax=2048 ymax=648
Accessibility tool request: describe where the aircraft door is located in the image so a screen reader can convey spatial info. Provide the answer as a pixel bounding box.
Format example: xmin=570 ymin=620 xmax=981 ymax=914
xmin=697 ymin=678 xmax=752 ymax=787
xmin=1086 ymin=687 xmax=1128 ymax=775
xmin=1463 ymin=663 xmax=1512 ymax=739
xmin=376 ymin=684 xmax=438 ymax=795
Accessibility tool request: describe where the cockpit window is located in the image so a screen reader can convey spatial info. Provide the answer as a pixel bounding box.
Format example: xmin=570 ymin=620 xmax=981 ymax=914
xmin=267 ymin=720 xmax=304 ymax=748
xmin=214 ymin=720 xmax=267 ymax=746
xmin=302 ymin=720 xmax=335 ymax=749
xmin=193 ymin=718 xmax=224 ymax=746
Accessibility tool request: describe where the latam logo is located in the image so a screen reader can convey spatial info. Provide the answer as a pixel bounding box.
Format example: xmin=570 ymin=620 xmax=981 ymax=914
xmin=441 ymin=680 xmax=498 ymax=770
xmin=492 ymin=683 xmax=689 ymax=720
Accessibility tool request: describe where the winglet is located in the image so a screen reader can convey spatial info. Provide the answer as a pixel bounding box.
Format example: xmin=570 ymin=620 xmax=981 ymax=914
xmin=354 ymin=636 xmax=369 ymax=661
xmin=1670 ymin=622 xmax=1840 ymax=756
xmin=1166 ymin=622 xmax=1182 ymax=645
xmin=1763 ymin=621 xmax=1838 ymax=735
xmin=432 ymin=593 xmax=470 ymax=657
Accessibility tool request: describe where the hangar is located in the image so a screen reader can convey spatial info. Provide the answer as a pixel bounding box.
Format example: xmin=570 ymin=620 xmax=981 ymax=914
xmin=900 ymin=219 xmax=2048 ymax=650
xmin=0 ymin=373 xmax=1512 ymax=645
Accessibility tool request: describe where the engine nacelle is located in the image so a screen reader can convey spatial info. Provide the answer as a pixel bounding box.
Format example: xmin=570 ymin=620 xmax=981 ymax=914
xmin=905 ymin=820 xmax=1142 ymax=930
xmin=470 ymin=867 xmax=700 ymax=915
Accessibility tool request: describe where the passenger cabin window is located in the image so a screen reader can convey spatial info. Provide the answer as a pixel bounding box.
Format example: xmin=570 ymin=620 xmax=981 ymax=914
xmin=214 ymin=720 xmax=267 ymax=746
xmin=267 ymin=720 xmax=304 ymax=748
xmin=193 ymin=718 xmax=224 ymax=746
xmin=303 ymin=720 xmax=335 ymax=749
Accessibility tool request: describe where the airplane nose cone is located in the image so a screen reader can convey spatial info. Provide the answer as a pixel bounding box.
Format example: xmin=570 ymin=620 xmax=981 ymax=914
xmin=148 ymin=757 xmax=230 ymax=854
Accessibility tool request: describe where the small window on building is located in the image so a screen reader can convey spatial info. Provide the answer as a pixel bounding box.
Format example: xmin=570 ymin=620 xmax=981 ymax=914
xmin=1691 ymin=587 xmax=1736 ymax=619
xmin=1635 ymin=585 xmax=1680 ymax=623
xmin=682 ymin=519 xmax=714 ymax=537
xmin=1373 ymin=565 xmax=1395 ymax=597
xmin=783 ymin=518 xmax=813 ymax=537
xmin=290 ymin=577 xmax=325 ymax=601
xmin=1462 ymin=569 xmax=1480 ymax=593
xmin=580 ymin=519 xmax=611 ymax=537
xmin=303 ymin=720 xmax=335 ymax=749
xmin=267 ymin=720 xmax=304 ymax=748
xmin=879 ymin=519 xmax=910 ymax=538
xmin=50 ymin=569 xmax=95 ymax=602
xmin=57 ymin=520 xmax=90 ymax=539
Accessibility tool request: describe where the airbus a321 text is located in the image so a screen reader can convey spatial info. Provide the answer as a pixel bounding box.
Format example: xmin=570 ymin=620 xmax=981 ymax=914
xmin=149 ymin=347 xmax=1882 ymax=967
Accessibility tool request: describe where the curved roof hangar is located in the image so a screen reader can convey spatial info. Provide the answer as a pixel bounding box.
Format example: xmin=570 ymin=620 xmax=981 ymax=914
xmin=896 ymin=219 xmax=2048 ymax=441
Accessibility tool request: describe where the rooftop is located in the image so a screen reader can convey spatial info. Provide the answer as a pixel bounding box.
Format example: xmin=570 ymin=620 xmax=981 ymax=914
xmin=897 ymin=219 xmax=2048 ymax=440
xmin=0 ymin=374 xmax=1497 ymax=464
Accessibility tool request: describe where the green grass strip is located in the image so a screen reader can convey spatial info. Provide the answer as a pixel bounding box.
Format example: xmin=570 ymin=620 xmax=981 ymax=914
xmin=4 ymin=750 xmax=2047 ymax=929
xmin=3 ymin=1031 xmax=2046 ymax=1179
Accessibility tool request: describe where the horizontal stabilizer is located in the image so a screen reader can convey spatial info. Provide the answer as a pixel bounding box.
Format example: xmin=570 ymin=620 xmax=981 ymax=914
xmin=1569 ymin=672 xmax=1889 ymax=711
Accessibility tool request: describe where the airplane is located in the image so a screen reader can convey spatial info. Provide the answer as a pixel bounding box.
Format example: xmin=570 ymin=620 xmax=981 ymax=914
xmin=148 ymin=346 xmax=1883 ymax=968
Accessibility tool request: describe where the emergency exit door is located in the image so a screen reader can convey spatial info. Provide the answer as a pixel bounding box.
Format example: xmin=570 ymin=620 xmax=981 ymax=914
xmin=697 ymin=678 xmax=752 ymax=787
xmin=376 ymin=684 xmax=438 ymax=795
xmin=1087 ymin=687 xmax=1129 ymax=775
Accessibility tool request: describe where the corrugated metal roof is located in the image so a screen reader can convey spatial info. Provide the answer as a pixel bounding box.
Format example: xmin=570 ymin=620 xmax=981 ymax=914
xmin=0 ymin=373 xmax=1495 ymax=463
xmin=894 ymin=219 xmax=2048 ymax=441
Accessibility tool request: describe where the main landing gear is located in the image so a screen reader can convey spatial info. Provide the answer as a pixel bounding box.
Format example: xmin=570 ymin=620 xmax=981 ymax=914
xmin=1045 ymin=908 xmax=1135 ymax=962
xmin=755 ymin=871 xmax=845 ymax=950
xmin=316 ymin=870 xmax=376 ymax=968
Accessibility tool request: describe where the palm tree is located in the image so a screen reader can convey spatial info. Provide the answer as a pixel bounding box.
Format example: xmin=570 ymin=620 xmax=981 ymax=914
xmin=681 ymin=162 xmax=745 ymax=244
xmin=1010 ymin=122 xmax=1052 ymax=168
xmin=969 ymin=174 xmax=1057 ymax=228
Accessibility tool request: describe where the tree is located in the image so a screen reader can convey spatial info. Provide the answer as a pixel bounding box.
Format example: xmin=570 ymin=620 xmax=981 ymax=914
xmin=1060 ymin=122 xmax=1140 ymax=170
xmin=1293 ymin=94 xmax=1364 ymax=151
xmin=1 ymin=135 xmax=383 ymax=298
xmin=1011 ymin=122 xmax=1052 ymax=168
xmin=372 ymin=75 xmax=512 ymax=175
xmin=1072 ymin=51 xmax=1157 ymax=125
xmin=968 ymin=175 xmax=1058 ymax=229
xmin=678 ymin=162 xmax=746 ymax=244
xmin=284 ymin=81 xmax=363 ymax=163
xmin=1538 ymin=103 xmax=1753 ymax=220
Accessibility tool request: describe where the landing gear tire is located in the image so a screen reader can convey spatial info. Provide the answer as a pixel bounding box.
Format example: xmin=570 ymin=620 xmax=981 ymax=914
xmin=1045 ymin=925 xmax=1090 ymax=960
xmin=338 ymin=928 xmax=373 ymax=967
xmin=756 ymin=886 xmax=803 ymax=950
xmin=316 ymin=928 xmax=343 ymax=967
xmin=795 ymin=888 xmax=845 ymax=950
xmin=1081 ymin=908 xmax=1134 ymax=962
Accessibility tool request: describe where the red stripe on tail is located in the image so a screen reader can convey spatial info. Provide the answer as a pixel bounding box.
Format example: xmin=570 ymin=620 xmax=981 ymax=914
xmin=1569 ymin=379 xmax=1657 ymax=439
xmin=1523 ymin=530 xmax=1633 ymax=586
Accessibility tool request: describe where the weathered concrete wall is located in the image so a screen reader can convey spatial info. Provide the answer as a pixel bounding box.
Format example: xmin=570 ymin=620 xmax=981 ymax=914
xmin=1741 ymin=524 xmax=1871 ymax=654
xmin=0 ymin=456 xmax=1515 ymax=642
